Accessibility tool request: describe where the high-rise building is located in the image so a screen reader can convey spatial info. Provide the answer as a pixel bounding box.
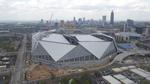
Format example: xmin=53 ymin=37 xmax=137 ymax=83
xmin=110 ymin=11 xmax=114 ymax=25
xmin=144 ymin=25 xmax=150 ymax=35
xmin=40 ymin=19 xmax=44 ymax=24
xmin=73 ymin=17 xmax=76 ymax=22
xmin=83 ymin=17 xmax=86 ymax=22
xmin=60 ymin=20 xmax=65 ymax=27
xmin=123 ymin=23 xmax=127 ymax=32
xmin=54 ymin=22 xmax=59 ymax=29
xmin=46 ymin=20 xmax=49 ymax=24
xmin=102 ymin=15 xmax=106 ymax=26
xmin=78 ymin=18 xmax=82 ymax=25
xmin=127 ymin=19 xmax=134 ymax=27
xmin=73 ymin=17 xmax=77 ymax=25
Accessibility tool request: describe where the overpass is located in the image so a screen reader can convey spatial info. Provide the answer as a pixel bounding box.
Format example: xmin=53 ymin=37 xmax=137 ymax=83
xmin=112 ymin=50 xmax=150 ymax=63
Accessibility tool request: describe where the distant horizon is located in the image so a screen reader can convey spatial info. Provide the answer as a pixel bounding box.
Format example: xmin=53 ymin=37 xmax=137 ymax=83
xmin=0 ymin=19 xmax=150 ymax=23
xmin=0 ymin=0 xmax=150 ymax=21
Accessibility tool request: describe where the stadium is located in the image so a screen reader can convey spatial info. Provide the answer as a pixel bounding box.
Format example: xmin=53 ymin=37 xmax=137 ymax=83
xmin=31 ymin=30 xmax=118 ymax=67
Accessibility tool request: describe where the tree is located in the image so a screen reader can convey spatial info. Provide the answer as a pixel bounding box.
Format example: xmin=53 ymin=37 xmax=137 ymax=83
xmin=140 ymin=80 xmax=150 ymax=84
xmin=69 ymin=79 xmax=77 ymax=84
xmin=38 ymin=80 xmax=46 ymax=84
xmin=80 ymin=74 xmax=92 ymax=84
xmin=59 ymin=77 xmax=70 ymax=84
xmin=51 ymin=73 xmax=55 ymax=80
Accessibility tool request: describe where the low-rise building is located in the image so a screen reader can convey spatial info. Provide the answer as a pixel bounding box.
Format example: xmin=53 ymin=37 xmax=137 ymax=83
xmin=115 ymin=32 xmax=142 ymax=42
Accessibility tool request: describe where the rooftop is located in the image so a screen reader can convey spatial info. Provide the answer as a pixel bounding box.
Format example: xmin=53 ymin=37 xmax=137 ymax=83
xmin=116 ymin=32 xmax=141 ymax=37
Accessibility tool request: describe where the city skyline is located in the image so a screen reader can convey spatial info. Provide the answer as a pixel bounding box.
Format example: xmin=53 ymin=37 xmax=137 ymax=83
xmin=0 ymin=0 xmax=150 ymax=21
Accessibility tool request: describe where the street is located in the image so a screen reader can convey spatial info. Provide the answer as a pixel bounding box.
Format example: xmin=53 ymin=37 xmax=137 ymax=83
xmin=10 ymin=34 xmax=27 ymax=84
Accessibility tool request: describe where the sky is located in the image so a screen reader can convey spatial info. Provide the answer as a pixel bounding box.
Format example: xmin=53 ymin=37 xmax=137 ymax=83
xmin=0 ymin=0 xmax=150 ymax=21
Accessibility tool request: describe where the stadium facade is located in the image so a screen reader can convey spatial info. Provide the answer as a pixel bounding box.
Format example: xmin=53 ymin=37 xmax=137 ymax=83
xmin=31 ymin=30 xmax=118 ymax=67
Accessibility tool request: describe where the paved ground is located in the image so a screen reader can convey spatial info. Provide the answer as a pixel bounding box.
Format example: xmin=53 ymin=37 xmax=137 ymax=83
xmin=10 ymin=34 xmax=27 ymax=84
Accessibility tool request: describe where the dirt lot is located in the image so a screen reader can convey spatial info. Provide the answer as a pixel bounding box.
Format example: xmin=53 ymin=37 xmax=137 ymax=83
xmin=26 ymin=65 xmax=65 ymax=80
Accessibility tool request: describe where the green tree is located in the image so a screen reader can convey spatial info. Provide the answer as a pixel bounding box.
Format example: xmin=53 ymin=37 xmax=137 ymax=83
xmin=59 ymin=77 xmax=70 ymax=84
xmin=69 ymin=79 xmax=77 ymax=84
xmin=80 ymin=74 xmax=92 ymax=84
xmin=140 ymin=80 xmax=150 ymax=84
xmin=51 ymin=73 xmax=55 ymax=80
xmin=38 ymin=80 xmax=45 ymax=84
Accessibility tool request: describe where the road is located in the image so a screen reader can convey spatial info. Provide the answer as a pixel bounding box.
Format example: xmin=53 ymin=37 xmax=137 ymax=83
xmin=113 ymin=50 xmax=150 ymax=63
xmin=10 ymin=34 xmax=27 ymax=84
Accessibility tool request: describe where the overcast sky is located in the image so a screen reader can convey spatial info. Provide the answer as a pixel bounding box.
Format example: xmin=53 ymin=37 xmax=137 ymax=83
xmin=0 ymin=0 xmax=150 ymax=21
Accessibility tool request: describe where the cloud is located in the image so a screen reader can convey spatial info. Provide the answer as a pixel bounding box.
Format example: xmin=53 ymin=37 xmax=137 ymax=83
xmin=0 ymin=0 xmax=149 ymax=21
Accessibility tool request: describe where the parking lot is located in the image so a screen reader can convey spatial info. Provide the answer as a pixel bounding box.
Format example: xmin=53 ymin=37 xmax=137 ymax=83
xmin=90 ymin=64 xmax=150 ymax=84
xmin=0 ymin=74 xmax=11 ymax=84
xmin=0 ymin=55 xmax=17 ymax=68
xmin=123 ymin=54 xmax=150 ymax=64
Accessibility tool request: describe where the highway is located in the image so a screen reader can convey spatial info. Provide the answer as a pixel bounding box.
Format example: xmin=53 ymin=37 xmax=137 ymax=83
xmin=10 ymin=34 xmax=27 ymax=84
xmin=113 ymin=50 xmax=150 ymax=63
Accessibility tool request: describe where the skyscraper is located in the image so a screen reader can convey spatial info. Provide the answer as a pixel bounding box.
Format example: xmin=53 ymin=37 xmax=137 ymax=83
xmin=83 ymin=17 xmax=85 ymax=22
xmin=73 ymin=17 xmax=76 ymax=22
xmin=102 ymin=15 xmax=106 ymax=27
xmin=127 ymin=19 xmax=134 ymax=27
xmin=110 ymin=10 xmax=114 ymax=25
xmin=40 ymin=19 xmax=44 ymax=24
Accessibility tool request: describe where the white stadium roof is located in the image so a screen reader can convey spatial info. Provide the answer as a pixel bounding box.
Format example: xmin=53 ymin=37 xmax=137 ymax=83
xmin=32 ymin=32 xmax=117 ymax=63
xmin=79 ymin=42 xmax=112 ymax=59
xmin=40 ymin=41 xmax=75 ymax=61
xmin=42 ymin=34 xmax=70 ymax=44
xmin=74 ymin=35 xmax=103 ymax=42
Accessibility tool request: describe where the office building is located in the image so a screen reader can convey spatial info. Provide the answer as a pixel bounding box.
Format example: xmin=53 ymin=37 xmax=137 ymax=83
xmin=110 ymin=11 xmax=114 ymax=25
